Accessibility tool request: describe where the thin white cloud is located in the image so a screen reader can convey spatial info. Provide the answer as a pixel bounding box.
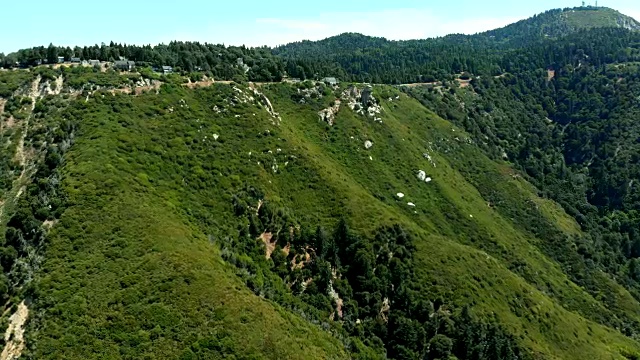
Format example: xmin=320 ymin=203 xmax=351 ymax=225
xmin=256 ymin=18 xmax=329 ymax=31
xmin=246 ymin=8 xmax=523 ymax=47
xmin=158 ymin=8 xmax=524 ymax=48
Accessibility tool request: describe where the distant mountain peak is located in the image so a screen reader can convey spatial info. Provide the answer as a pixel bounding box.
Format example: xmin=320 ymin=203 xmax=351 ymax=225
xmin=556 ymin=7 xmax=639 ymax=30
xmin=484 ymin=6 xmax=640 ymax=44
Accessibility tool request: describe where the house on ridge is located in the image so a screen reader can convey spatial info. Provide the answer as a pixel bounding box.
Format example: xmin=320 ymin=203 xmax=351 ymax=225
xmin=114 ymin=60 xmax=136 ymax=71
xmin=321 ymin=77 xmax=339 ymax=86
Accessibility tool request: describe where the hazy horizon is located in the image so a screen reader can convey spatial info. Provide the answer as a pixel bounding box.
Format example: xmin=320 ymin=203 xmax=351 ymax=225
xmin=3 ymin=0 xmax=640 ymax=54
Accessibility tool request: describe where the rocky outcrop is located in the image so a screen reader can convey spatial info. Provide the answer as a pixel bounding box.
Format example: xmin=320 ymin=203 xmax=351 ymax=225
xmin=342 ymin=85 xmax=383 ymax=122
xmin=379 ymin=297 xmax=390 ymax=323
xmin=617 ymin=15 xmax=640 ymax=31
xmin=251 ymin=87 xmax=281 ymax=123
xmin=423 ymin=152 xmax=437 ymax=167
xmin=318 ymin=100 xmax=341 ymax=126
xmin=259 ymin=232 xmax=276 ymax=259
xmin=361 ymin=86 xmax=373 ymax=107
xmin=328 ymin=283 xmax=343 ymax=319
xmin=417 ymin=170 xmax=433 ymax=183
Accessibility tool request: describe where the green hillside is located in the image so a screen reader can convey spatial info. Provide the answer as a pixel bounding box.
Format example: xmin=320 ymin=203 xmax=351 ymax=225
xmin=0 ymin=66 xmax=638 ymax=359
xmin=2 ymin=7 xmax=640 ymax=358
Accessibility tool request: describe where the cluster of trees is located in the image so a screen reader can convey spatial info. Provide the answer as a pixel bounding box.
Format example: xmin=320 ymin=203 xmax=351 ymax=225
xmin=273 ymin=8 xmax=639 ymax=84
xmin=222 ymin=186 xmax=528 ymax=359
xmin=274 ymin=33 xmax=502 ymax=84
xmin=1 ymin=42 xmax=285 ymax=82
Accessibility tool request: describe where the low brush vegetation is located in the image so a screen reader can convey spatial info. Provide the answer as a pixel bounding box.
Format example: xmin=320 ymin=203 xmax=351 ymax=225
xmin=0 ymin=73 xmax=632 ymax=359
xmin=1 ymin=5 xmax=640 ymax=360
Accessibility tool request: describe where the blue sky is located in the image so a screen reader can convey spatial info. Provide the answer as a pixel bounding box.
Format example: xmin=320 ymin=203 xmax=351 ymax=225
xmin=3 ymin=0 xmax=639 ymax=53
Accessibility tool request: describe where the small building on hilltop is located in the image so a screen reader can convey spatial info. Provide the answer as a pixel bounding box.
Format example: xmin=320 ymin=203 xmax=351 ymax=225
xmin=88 ymin=60 xmax=100 ymax=66
xmin=161 ymin=66 xmax=173 ymax=74
xmin=71 ymin=57 xmax=81 ymax=64
xmin=57 ymin=56 xmax=65 ymax=64
xmin=114 ymin=60 xmax=136 ymax=71
xmin=321 ymin=77 xmax=339 ymax=86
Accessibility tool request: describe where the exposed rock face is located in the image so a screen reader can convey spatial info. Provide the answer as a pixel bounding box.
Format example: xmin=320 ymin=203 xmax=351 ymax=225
xmin=342 ymin=85 xmax=382 ymax=121
xmin=423 ymin=152 xmax=437 ymax=167
xmin=318 ymin=100 xmax=341 ymax=126
xmin=259 ymin=232 xmax=276 ymax=259
xmin=617 ymin=16 xmax=640 ymax=31
xmin=249 ymin=85 xmax=281 ymax=123
xmin=361 ymin=86 xmax=373 ymax=107
xmin=417 ymin=170 xmax=433 ymax=183
xmin=296 ymin=85 xmax=324 ymax=103
xmin=379 ymin=297 xmax=391 ymax=323
xmin=349 ymin=86 xmax=361 ymax=99
xmin=1 ymin=301 xmax=29 ymax=360
xmin=328 ymin=283 xmax=343 ymax=319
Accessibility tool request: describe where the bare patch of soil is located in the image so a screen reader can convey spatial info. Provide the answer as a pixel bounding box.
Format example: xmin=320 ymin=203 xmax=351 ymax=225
xmin=259 ymin=232 xmax=276 ymax=259
xmin=43 ymin=219 xmax=58 ymax=230
xmin=547 ymin=69 xmax=556 ymax=81
xmin=291 ymin=247 xmax=314 ymax=270
xmin=1 ymin=301 xmax=29 ymax=360
xmin=457 ymin=79 xmax=471 ymax=88
xmin=184 ymin=78 xmax=215 ymax=89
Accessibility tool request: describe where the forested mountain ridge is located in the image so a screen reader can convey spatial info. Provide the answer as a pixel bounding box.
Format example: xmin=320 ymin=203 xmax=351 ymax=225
xmin=1 ymin=5 xmax=640 ymax=360
xmin=273 ymin=7 xmax=640 ymax=83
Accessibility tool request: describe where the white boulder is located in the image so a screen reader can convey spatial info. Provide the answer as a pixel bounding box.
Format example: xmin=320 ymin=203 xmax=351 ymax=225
xmin=364 ymin=140 xmax=373 ymax=149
